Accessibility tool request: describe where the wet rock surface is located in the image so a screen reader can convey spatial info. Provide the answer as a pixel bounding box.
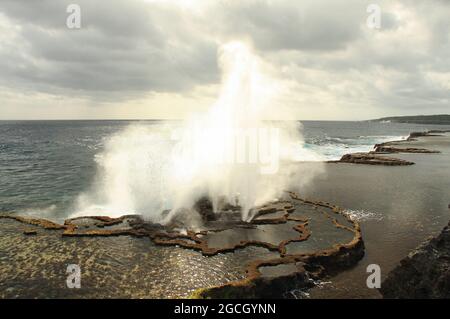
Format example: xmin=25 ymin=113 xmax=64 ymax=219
xmin=335 ymin=153 xmax=414 ymax=166
xmin=0 ymin=192 xmax=364 ymax=298
xmin=380 ymin=220 xmax=450 ymax=299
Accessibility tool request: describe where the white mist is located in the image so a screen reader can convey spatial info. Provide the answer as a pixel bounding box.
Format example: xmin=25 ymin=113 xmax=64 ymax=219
xmin=71 ymin=42 xmax=323 ymax=222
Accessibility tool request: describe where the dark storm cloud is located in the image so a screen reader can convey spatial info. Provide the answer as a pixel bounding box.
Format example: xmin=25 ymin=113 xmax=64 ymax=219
xmin=208 ymin=0 xmax=367 ymax=52
xmin=0 ymin=0 xmax=219 ymax=98
xmin=0 ymin=0 xmax=448 ymax=117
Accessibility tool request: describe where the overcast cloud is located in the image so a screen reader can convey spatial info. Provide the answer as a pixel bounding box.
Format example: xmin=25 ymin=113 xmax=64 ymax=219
xmin=0 ymin=0 xmax=448 ymax=120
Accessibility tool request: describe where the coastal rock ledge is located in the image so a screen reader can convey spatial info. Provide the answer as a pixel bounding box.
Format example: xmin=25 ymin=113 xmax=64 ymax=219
xmin=335 ymin=153 xmax=414 ymax=166
xmin=380 ymin=221 xmax=450 ymax=299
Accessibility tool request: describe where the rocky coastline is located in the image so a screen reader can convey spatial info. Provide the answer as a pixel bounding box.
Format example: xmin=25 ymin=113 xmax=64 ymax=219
xmin=327 ymin=129 xmax=450 ymax=299
xmin=0 ymin=192 xmax=365 ymax=298
xmin=359 ymin=129 xmax=450 ymax=299
xmin=380 ymin=219 xmax=450 ymax=298
xmin=330 ymin=130 xmax=448 ymax=166
xmin=1 ymin=129 xmax=448 ymax=299
xmin=336 ymin=153 xmax=414 ymax=166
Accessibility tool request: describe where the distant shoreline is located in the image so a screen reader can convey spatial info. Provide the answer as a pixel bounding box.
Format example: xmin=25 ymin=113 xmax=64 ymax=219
xmin=371 ymin=114 xmax=450 ymax=125
xmin=2 ymin=117 xmax=450 ymax=124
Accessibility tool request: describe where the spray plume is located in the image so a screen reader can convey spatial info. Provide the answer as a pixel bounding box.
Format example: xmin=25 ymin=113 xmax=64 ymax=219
xmin=72 ymin=42 xmax=322 ymax=223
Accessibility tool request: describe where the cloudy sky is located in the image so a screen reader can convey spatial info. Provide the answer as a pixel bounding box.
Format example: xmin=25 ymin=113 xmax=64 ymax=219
xmin=0 ymin=0 xmax=449 ymax=120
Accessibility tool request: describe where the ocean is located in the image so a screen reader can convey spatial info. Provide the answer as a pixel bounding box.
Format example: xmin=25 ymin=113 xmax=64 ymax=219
xmin=1 ymin=120 xmax=450 ymax=217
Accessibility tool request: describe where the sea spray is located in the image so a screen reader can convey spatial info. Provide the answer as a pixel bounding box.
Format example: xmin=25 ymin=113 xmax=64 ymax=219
xmin=71 ymin=42 xmax=323 ymax=222
xmin=72 ymin=124 xmax=176 ymax=220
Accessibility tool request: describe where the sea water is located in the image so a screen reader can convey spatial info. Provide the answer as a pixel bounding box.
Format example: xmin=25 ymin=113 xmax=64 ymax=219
xmin=1 ymin=119 xmax=450 ymax=217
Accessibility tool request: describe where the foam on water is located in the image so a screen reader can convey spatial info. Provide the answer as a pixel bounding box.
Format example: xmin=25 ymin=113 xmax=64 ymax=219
xmin=343 ymin=209 xmax=384 ymax=222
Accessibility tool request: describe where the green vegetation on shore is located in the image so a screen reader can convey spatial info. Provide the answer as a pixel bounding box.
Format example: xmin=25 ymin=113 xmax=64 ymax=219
xmin=371 ymin=114 xmax=450 ymax=125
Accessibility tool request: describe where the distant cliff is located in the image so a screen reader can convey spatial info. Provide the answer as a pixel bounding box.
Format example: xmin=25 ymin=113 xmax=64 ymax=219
xmin=372 ymin=114 xmax=450 ymax=125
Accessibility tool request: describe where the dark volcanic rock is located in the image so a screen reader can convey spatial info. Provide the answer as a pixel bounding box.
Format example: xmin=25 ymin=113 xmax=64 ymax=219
xmin=373 ymin=146 xmax=440 ymax=154
xmin=380 ymin=221 xmax=450 ymax=299
xmin=193 ymin=197 xmax=243 ymax=223
xmin=194 ymin=197 xmax=217 ymax=222
xmin=335 ymin=153 xmax=414 ymax=166
xmin=408 ymin=131 xmax=429 ymax=139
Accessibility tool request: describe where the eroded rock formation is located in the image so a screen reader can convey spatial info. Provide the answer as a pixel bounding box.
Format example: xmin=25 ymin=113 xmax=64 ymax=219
xmin=373 ymin=146 xmax=440 ymax=154
xmin=0 ymin=192 xmax=365 ymax=298
xmin=380 ymin=220 xmax=450 ymax=299
xmin=334 ymin=153 xmax=414 ymax=166
xmin=333 ymin=130 xmax=446 ymax=166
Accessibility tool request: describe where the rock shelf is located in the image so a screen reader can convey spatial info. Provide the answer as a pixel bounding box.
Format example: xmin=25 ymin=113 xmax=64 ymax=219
xmin=331 ymin=130 xmax=447 ymax=166
xmin=0 ymin=192 xmax=364 ymax=298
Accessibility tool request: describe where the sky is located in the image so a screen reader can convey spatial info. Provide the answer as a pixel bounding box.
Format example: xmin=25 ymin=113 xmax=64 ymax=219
xmin=0 ymin=0 xmax=449 ymax=120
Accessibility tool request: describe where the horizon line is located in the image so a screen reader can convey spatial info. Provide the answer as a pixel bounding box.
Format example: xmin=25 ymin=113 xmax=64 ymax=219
xmin=1 ymin=114 xmax=448 ymax=122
